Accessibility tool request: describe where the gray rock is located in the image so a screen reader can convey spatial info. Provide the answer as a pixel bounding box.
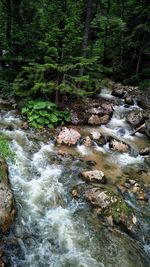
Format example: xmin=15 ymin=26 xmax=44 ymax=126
xmin=80 ymin=170 xmax=107 ymax=184
xmin=57 ymin=127 xmax=81 ymax=146
xmin=110 ymin=139 xmax=129 ymax=153
xmin=127 ymin=110 xmax=144 ymax=128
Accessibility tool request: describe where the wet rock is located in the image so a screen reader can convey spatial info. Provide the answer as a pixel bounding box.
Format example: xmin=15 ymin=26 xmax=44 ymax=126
xmin=57 ymin=150 xmax=74 ymax=159
xmin=139 ymin=147 xmax=150 ymax=156
xmin=57 ymin=127 xmax=81 ymax=146
xmin=101 ymin=103 xmax=113 ymax=115
xmin=129 ymin=179 xmax=136 ymax=186
xmin=127 ymin=110 xmax=144 ymax=128
xmin=112 ymin=85 xmax=125 ymax=97
xmin=85 ymin=160 xmax=97 ymax=166
xmin=91 ymin=131 xmax=106 ymax=146
xmin=137 ymin=90 xmax=150 ymax=110
xmin=85 ymin=187 xmax=136 ymax=233
xmin=144 ymin=156 xmax=150 ymax=165
xmin=0 ymin=259 xmax=5 ymax=267
xmin=22 ymin=122 xmax=29 ymax=130
xmin=99 ymin=114 xmax=110 ymax=125
xmin=82 ymin=136 xmax=93 ymax=147
xmin=87 ymin=107 xmax=103 ymax=115
xmin=80 ymin=170 xmax=107 ymax=184
xmin=124 ymin=95 xmax=134 ymax=105
xmin=71 ymin=189 xmax=78 ymax=198
xmin=85 ymin=188 xmax=115 ymax=209
xmin=110 ymin=139 xmax=129 ymax=153
xmin=122 ymin=179 xmax=148 ymax=203
xmin=88 ymin=115 xmax=101 ymax=125
xmin=0 ymin=158 xmax=15 ymax=232
xmin=70 ymin=110 xmax=81 ymax=125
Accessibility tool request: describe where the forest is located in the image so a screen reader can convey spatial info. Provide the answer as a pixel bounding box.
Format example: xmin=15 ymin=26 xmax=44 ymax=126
xmin=0 ymin=0 xmax=149 ymax=105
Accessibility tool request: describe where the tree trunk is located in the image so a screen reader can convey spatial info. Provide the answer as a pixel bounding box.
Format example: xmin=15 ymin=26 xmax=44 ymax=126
xmin=103 ymin=0 xmax=110 ymax=63
xmin=120 ymin=0 xmax=124 ymax=66
xmin=6 ymin=0 xmax=12 ymax=54
xmin=79 ymin=0 xmax=92 ymax=77
xmin=12 ymin=0 xmax=22 ymax=24
xmin=136 ymin=32 xmax=146 ymax=75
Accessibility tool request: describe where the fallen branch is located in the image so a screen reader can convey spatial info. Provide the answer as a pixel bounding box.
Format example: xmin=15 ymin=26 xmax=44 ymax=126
xmin=131 ymin=123 xmax=145 ymax=136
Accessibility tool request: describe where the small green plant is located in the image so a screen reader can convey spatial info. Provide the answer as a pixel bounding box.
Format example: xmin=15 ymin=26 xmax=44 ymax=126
xmin=21 ymin=100 xmax=71 ymax=128
xmin=0 ymin=134 xmax=15 ymax=160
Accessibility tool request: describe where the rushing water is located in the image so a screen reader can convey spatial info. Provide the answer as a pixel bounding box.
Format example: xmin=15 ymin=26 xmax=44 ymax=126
xmin=0 ymin=93 xmax=150 ymax=267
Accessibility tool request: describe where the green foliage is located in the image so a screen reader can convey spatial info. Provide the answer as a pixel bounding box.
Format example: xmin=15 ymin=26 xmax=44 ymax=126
xmin=0 ymin=134 xmax=15 ymax=160
xmin=111 ymin=198 xmax=131 ymax=223
xmin=139 ymin=80 xmax=150 ymax=91
xmin=21 ymin=100 xmax=71 ymax=128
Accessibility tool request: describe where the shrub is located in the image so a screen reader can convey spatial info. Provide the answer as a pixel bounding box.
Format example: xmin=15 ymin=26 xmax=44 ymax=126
xmin=21 ymin=100 xmax=71 ymax=128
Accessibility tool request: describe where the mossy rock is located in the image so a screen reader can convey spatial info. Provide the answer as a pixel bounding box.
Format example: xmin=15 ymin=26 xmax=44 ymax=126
xmin=0 ymin=157 xmax=8 ymax=184
xmin=84 ymin=186 xmax=137 ymax=233
xmin=0 ymin=157 xmax=15 ymax=232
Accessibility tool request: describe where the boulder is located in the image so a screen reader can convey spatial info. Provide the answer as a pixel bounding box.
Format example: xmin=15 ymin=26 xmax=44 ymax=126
xmin=0 ymin=158 xmax=15 ymax=232
xmin=90 ymin=131 xmax=106 ymax=146
xmin=99 ymin=114 xmax=110 ymax=125
xmin=124 ymin=95 xmax=134 ymax=105
xmin=88 ymin=115 xmax=101 ymax=125
xmin=85 ymin=188 xmax=115 ymax=209
xmin=110 ymin=139 xmax=129 ymax=153
xmin=87 ymin=107 xmax=103 ymax=115
xmin=127 ymin=110 xmax=144 ymax=128
xmin=101 ymin=103 xmax=113 ymax=115
xmin=82 ymin=136 xmax=93 ymax=147
xmin=85 ymin=187 xmax=137 ymax=233
xmin=57 ymin=127 xmax=81 ymax=146
xmin=80 ymin=170 xmax=106 ymax=184
xmin=0 ymin=260 xmax=4 ymax=267
xmin=139 ymin=147 xmax=150 ymax=156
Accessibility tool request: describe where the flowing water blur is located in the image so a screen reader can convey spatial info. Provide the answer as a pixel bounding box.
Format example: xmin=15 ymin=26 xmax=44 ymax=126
xmin=0 ymin=96 xmax=150 ymax=267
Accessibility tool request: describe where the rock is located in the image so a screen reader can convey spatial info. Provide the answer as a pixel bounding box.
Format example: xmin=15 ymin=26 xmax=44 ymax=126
xmin=124 ymin=95 xmax=134 ymax=105
xmin=87 ymin=103 xmax=113 ymax=116
xmin=88 ymin=115 xmax=101 ymax=125
xmin=85 ymin=160 xmax=97 ymax=166
xmin=0 ymin=260 xmax=5 ymax=267
xmin=129 ymin=179 xmax=136 ymax=186
xmin=80 ymin=170 xmax=107 ymax=184
xmin=137 ymin=90 xmax=150 ymax=110
xmin=22 ymin=122 xmax=29 ymax=130
xmin=110 ymin=139 xmax=129 ymax=152
xmin=87 ymin=107 xmax=103 ymax=115
xmin=101 ymin=103 xmax=113 ymax=115
xmin=127 ymin=110 xmax=144 ymax=128
xmin=85 ymin=187 xmax=136 ymax=233
xmin=139 ymin=147 xmax=150 ymax=156
xmin=99 ymin=114 xmax=110 ymax=125
xmin=82 ymin=136 xmax=93 ymax=147
xmin=91 ymin=131 xmax=106 ymax=146
xmin=112 ymin=85 xmax=125 ymax=97
xmin=70 ymin=111 xmax=81 ymax=125
xmin=57 ymin=127 xmax=81 ymax=146
xmin=85 ymin=189 xmax=115 ymax=209
xmin=0 ymin=158 xmax=15 ymax=232
xmin=71 ymin=189 xmax=78 ymax=198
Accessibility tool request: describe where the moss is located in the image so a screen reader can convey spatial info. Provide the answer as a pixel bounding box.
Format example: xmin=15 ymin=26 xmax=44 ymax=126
xmin=111 ymin=199 xmax=131 ymax=223
xmin=105 ymin=189 xmax=132 ymax=223
xmin=0 ymin=134 xmax=15 ymax=160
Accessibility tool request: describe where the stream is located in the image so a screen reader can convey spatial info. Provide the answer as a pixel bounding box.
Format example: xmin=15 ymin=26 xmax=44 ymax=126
xmin=0 ymin=88 xmax=150 ymax=267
